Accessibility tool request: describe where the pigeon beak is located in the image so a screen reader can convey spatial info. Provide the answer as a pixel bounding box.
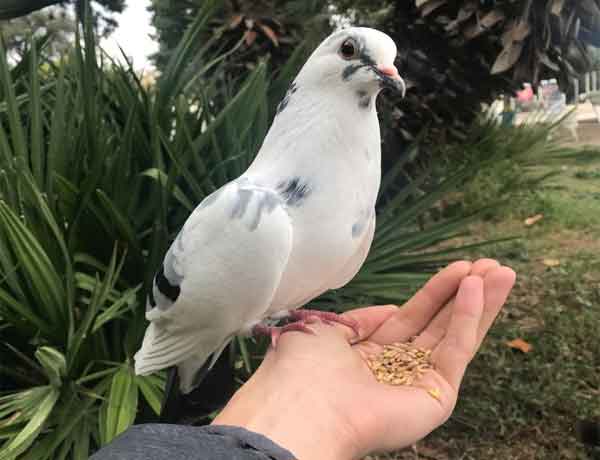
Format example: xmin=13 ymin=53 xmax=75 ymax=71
xmin=375 ymin=64 xmax=406 ymax=97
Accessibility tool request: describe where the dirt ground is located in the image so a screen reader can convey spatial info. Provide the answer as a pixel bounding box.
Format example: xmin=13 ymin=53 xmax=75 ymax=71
xmin=575 ymin=122 xmax=600 ymax=146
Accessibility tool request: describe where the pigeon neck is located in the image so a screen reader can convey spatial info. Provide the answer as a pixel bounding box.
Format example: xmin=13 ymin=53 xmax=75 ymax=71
xmin=254 ymin=83 xmax=380 ymax=165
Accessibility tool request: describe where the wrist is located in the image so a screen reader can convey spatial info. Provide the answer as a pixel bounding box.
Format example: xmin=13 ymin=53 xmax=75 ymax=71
xmin=212 ymin=360 xmax=358 ymax=459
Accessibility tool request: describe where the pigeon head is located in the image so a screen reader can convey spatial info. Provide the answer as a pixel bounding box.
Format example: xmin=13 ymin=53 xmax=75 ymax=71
xmin=298 ymin=27 xmax=405 ymax=98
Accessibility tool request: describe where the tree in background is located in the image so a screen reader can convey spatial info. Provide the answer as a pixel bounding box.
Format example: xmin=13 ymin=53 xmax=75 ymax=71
xmin=150 ymin=0 xmax=600 ymax=156
xmin=1 ymin=8 xmax=75 ymax=57
xmin=3 ymin=0 xmax=599 ymax=144
xmin=149 ymin=0 xmax=330 ymax=77
xmin=0 ymin=0 xmax=126 ymax=41
xmin=334 ymin=0 xmax=600 ymax=154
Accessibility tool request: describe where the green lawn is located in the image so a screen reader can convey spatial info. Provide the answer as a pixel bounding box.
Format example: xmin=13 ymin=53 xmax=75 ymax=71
xmin=384 ymin=161 xmax=600 ymax=459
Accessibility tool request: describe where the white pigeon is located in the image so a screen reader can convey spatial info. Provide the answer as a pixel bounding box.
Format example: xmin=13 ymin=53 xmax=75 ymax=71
xmin=134 ymin=27 xmax=405 ymax=394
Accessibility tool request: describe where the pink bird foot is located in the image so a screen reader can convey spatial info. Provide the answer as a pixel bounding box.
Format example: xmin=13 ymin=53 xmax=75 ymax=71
xmin=252 ymin=321 xmax=315 ymax=348
xmin=252 ymin=309 xmax=360 ymax=348
xmin=289 ymin=309 xmax=360 ymax=340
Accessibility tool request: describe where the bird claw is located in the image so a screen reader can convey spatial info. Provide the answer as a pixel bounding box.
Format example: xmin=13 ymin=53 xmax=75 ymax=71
xmin=252 ymin=322 xmax=315 ymax=348
xmin=270 ymin=322 xmax=316 ymax=348
xmin=289 ymin=309 xmax=360 ymax=341
xmin=252 ymin=309 xmax=360 ymax=348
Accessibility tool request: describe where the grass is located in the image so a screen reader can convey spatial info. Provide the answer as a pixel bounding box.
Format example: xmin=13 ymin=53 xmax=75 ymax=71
xmin=535 ymin=165 xmax=600 ymax=231
xmin=380 ymin=159 xmax=600 ymax=459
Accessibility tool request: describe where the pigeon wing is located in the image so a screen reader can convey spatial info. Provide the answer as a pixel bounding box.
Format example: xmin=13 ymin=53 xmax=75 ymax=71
xmin=134 ymin=181 xmax=292 ymax=392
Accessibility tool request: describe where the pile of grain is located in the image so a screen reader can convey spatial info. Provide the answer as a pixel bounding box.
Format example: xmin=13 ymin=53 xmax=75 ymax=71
xmin=366 ymin=342 xmax=434 ymax=386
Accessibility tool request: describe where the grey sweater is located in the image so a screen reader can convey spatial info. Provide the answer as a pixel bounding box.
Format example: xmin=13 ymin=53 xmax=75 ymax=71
xmin=90 ymin=424 xmax=296 ymax=460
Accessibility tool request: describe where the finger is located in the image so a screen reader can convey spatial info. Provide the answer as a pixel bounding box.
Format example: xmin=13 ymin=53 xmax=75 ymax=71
xmin=432 ymin=276 xmax=484 ymax=391
xmin=369 ymin=261 xmax=472 ymax=344
xmin=412 ymin=259 xmax=500 ymax=349
xmin=471 ymin=258 xmax=501 ymax=275
xmin=339 ymin=305 xmax=400 ymax=341
xmin=476 ymin=266 xmax=516 ymax=348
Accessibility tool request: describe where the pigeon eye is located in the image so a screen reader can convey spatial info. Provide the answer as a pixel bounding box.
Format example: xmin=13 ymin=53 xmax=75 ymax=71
xmin=339 ymin=39 xmax=358 ymax=60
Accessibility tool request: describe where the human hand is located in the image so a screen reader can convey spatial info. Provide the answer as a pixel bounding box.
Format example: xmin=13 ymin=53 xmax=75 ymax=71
xmin=213 ymin=259 xmax=516 ymax=459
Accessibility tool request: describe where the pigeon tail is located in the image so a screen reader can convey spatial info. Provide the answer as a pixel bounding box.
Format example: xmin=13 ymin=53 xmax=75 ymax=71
xmin=134 ymin=322 xmax=220 ymax=388
xmin=176 ymin=337 xmax=231 ymax=394
xmin=134 ymin=323 xmax=200 ymax=376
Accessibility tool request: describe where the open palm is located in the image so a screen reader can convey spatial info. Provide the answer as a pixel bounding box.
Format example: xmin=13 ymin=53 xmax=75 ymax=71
xmin=215 ymin=259 xmax=516 ymax=459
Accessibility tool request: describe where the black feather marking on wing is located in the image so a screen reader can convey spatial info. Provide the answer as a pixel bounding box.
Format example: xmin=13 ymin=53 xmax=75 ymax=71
xmin=276 ymin=81 xmax=299 ymax=115
xmin=155 ymin=264 xmax=181 ymax=303
xmin=148 ymin=289 xmax=157 ymax=309
xmin=276 ymin=177 xmax=311 ymax=207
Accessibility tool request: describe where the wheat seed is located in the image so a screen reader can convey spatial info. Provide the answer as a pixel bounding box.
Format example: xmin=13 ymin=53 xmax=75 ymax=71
xmin=427 ymin=387 xmax=442 ymax=401
xmin=366 ymin=342 xmax=434 ymax=387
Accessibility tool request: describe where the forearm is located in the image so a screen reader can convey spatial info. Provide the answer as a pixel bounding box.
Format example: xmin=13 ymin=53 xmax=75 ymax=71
xmin=212 ymin=356 xmax=357 ymax=460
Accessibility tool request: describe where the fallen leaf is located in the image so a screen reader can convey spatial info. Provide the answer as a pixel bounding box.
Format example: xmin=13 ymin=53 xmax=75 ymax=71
xmin=506 ymin=338 xmax=533 ymax=353
xmin=463 ymin=22 xmax=482 ymax=40
xmin=480 ymin=9 xmax=506 ymax=29
xmin=501 ymin=20 xmax=516 ymax=46
xmin=551 ymin=0 xmax=566 ymax=15
xmin=457 ymin=1 xmax=477 ymax=22
xmin=421 ymin=0 xmax=446 ymax=16
xmin=510 ymin=20 xmax=531 ymax=41
xmin=244 ymin=30 xmax=258 ymax=46
xmin=258 ymin=23 xmax=279 ymax=47
xmin=464 ymin=9 xmax=506 ymax=39
xmin=524 ymin=214 xmax=543 ymax=226
xmin=543 ymin=258 xmax=560 ymax=267
xmin=491 ymin=41 xmax=524 ymax=74
xmin=228 ymin=14 xmax=243 ymax=29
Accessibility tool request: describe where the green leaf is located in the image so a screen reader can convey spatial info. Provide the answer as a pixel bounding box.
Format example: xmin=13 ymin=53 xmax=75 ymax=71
xmin=0 ymin=202 xmax=65 ymax=333
xmin=156 ymin=0 xmax=221 ymax=111
xmin=100 ymin=366 xmax=138 ymax=445
xmin=0 ymin=386 xmax=59 ymax=460
xmin=28 ymin=41 xmax=44 ymax=187
xmin=71 ymin=416 xmax=90 ymax=460
xmin=92 ymin=285 xmax=140 ymax=333
xmin=20 ymin=378 xmax=111 ymax=460
xmin=18 ymin=170 xmax=75 ymax=335
xmin=136 ymin=375 xmax=164 ymax=416
xmin=95 ymin=189 xmax=142 ymax=254
xmin=34 ymin=347 xmax=66 ymax=388
xmin=0 ymin=38 xmax=28 ymax=161
xmin=237 ymin=336 xmax=253 ymax=375
xmin=0 ymin=287 xmax=46 ymax=334
xmin=67 ymin=245 xmax=124 ymax=368
xmin=140 ymin=168 xmax=195 ymax=212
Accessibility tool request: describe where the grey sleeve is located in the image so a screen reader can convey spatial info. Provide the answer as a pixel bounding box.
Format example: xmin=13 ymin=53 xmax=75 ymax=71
xmin=90 ymin=424 xmax=296 ymax=460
